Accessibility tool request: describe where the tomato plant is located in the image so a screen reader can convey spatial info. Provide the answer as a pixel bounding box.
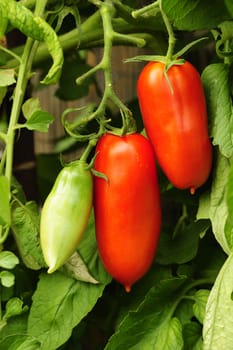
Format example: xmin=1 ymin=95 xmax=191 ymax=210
xmin=93 ymin=133 xmax=161 ymax=292
xmin=1 ymin=0 xmax=233 ymax=349
xmin=137 ymin=60 xmax=213 ymax=194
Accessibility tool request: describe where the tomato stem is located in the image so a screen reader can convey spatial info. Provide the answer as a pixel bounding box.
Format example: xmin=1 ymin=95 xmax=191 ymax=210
xmin=73 ymin=0 xmax=137 ymax=137
xmin=80 ymin=139 xmax=98 ymax=164
xmin=4 ymin=0 xmax=48 ymax=185
xmin=131 ymin=1 xmax=160 ymax=19
xmin=159 ymin=0 xmax=176 ymax=62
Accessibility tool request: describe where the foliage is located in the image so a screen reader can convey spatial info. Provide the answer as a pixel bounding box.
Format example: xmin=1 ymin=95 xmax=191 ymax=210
xmin=0 ymin=0 xmax=233 ymax=349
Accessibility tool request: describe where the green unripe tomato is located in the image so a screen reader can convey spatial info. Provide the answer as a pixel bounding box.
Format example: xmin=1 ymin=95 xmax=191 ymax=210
xmin=40 ymin=160 xmax=93 ymax=273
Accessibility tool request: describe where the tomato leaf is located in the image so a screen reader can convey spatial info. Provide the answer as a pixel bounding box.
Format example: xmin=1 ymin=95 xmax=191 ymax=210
xmin=22 ymin=97 xmax=41 ymax=119
xmin=0 ymin=312 xmax=28 ymax=342
xmin=205 ymin=152 xmax=231 ymax=254
xmin=0 ymin=69 xmax=15 ymax=87
xmin=11 ymin=201 xmax=45 ymax=270
xmin=0 ymin=251 xmax=19 ymax=270
xmin=203 ymin=252 xmax=233 ymax=349
xmin=27 ymin=271 xmax=108 ymax=350
xmin=225 ymin=0 xmax=233 ymax=16
xmin=162 ymin=0 xmax=229 ymax=30
xmin=202 ymin=63 xmax=233 ymax=158
xmin=0 ymin=271 xmax=15 ymax=288
xmin=62 ymin=251 xmax=99 ymax=284
xmin=0 ymin=335 xmax=41 ymax=350
xmin=104 ymin=277 xmax=187 ymax=350
xmin=3 ymin=297 xmax=28 ymax=321
xmin=156 ymin=220 xmax=209 ymax=265
xmin=24 ymin=110 xmax=54 ymax=132
xmin=225 ymin=160 xmax=233 ymax=249
xmin=183 ymin=322 xmax=202 ymax=350
xmin=27 ymin=214 xmax=110 ymax=350
xmin=192 ymin=289 xmax=210 ymax=324
xmin=22 ymin=97 xmax=54 ymax=132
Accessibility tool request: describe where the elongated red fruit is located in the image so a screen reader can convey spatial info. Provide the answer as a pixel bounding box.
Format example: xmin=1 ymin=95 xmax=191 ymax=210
xmin=93 ymin=133 xmax=161 ymax=292
xmin=137 ymin=60 xmax=212 ymax=194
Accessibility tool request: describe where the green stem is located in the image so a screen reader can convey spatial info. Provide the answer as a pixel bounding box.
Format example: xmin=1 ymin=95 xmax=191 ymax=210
xmin=7 ymin=12 xmax=162 ymax=70
xmin=131 ymin=1 xmax=160 ymax=19
xmin=80 ymin=139 xmax=98 ymax=163
xmin=159 ymin=0 xmax=176 ymax=61
xmin=5 ymin=38 xmax=34 ymax=183
xmin=96 ymin=0 xmax=135 ymax=134
xmin=0 ymin=46 xmax=22 ymax=63
xmin=61 ymin=0 xmax=137 ymax=140
xmin=4 ymin=0 xmax=48 ymax=184
xmin=168 ymin=277 xmax=213 ymax=321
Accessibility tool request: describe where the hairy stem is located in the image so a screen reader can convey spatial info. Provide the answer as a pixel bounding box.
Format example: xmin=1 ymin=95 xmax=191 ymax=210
xmin=159 ymin=0 xmax=176 ymax=61
xmin=5 ymin=0 xmax=48 ymax=184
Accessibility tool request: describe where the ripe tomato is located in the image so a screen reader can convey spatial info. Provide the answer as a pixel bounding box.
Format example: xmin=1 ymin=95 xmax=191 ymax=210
xmin=93 ymin=133 xmax=161 ymax=292
xmin=137 ymin=60 xmax=212 ymax=193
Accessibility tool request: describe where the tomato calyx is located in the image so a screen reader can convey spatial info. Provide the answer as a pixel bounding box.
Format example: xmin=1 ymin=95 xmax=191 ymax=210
xmin=104 ymin=108 xmax=137 ymax=137
xmin=125 ymin=36 xmax=208 ymax=69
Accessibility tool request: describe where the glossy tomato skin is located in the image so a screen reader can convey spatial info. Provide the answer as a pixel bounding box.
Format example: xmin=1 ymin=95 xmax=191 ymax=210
xmin=93 ymin=133 xmax=161 ymax=292
xmin=40 ymin=161 xmax=93 ymax=273
xmin=137 ymin=60 xmax=212 ymax=193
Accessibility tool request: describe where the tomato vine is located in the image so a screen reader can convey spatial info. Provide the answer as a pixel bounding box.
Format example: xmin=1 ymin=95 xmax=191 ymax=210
xmin=0 ymin=0 xmax=233 ymax=349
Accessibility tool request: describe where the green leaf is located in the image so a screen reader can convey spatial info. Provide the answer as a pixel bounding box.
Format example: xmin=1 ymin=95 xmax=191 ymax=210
xmin=175 ymin=298 xmax=194 ymax=326
xmin=163 ymin=0 xmax=230 ymax=30
xmin=0 ymin=251 xmax=19 ymax=269
xmin=21 ymin=97 xmax=54 ymax=132
xmin=0 ymin=69 xmax=15 ymax=87
xmin=25 ymin=110 xmax=54 ymax=132
xmin=193 ymin=289 xmax=210 ymax=324
xmin=14 ymin=338 xmax=41 ymax=350
xmin=0 ymin=313 xmax=28 ymax=342
xmin=225 ymin=159 xmax=233 ymax=249
xmin=3 ymin=297 xmax=28 ymax=320
xmin=0 ymin=176 xmax=10 ymax=226
xmin=62 ymin=251 xmax=99 ymax=284
xmin=0 ymin=271 xmax=15 ymax=288
xmin=202 ymin=63 xmax=233 ymax=158
xmin=11 ymin=176 xmax=27 ymax=204
xmin=225 ymin=0 xmax=233 ymax=16
xmin=27 ymin=272 xmax=107 ymax=350
xmin=208 ymin=152 xmax=231 ymax=254
xmin=22 ymin=97 xmax=41 ymax=120
xmin=156 ymin=220 xmax=210 ymax=265
xmin=194 ymin=230 xmax=227 ymax=282
xmin=27 ymin=214 xmax=110 ymax=350
xmin=213 ymin=21 xmax=233 ymax=60
xmin=104 ymin=277 xmax=186 ymax=350
xmin=183 ymin=322 xmax=202 ymax=350
xmin=11 ymin=201 xmax=45 ymax=270
xmin=203 ymin=252 xmax=233 ymax=349
xmin=0 ymin=335 xmax=41 ymax=350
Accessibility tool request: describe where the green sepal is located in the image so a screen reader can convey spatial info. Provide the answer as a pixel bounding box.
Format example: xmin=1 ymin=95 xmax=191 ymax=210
xmin=173 ymin=36 xmax=209 ymax=59
xmin=124 ymin=55 xmax=167 ymax=64
xmin=125 ymin=37 xmax=208 ymax=66
xmin=91 ymin=168 xmax=109 ymax=183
